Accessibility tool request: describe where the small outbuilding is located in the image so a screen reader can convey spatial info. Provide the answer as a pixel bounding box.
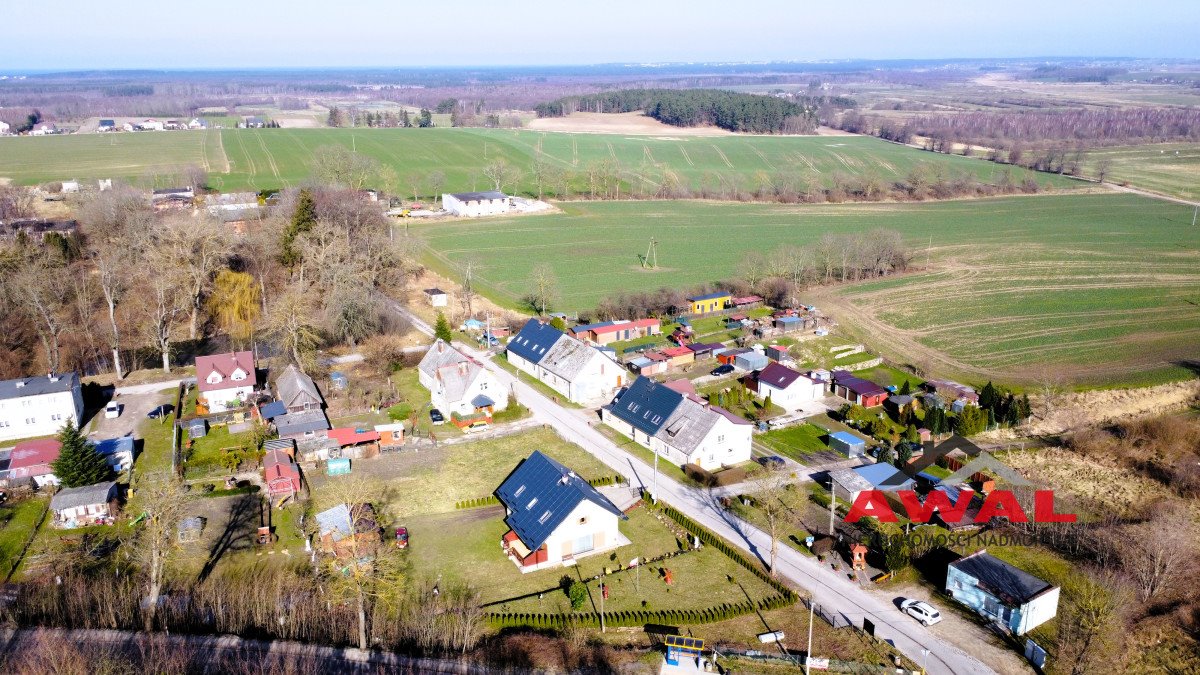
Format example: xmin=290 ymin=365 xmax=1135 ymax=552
xmin=829 ymin=431 xmax=867 ymax=459
xmin=326 ymin=457 xmax=352 ymax=476
xmin=50 ymin=480 xmax=118 ymax=528
xmin=424 ymin=288 xmax=448 ymax=307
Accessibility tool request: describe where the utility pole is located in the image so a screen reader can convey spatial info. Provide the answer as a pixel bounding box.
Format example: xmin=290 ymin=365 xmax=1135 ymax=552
xmin=828 ymin=481 xmax=836 ymax=536
xmin=921 ymin=648 xmax=930 ymax=674
xmin=805 ymin=601 xmax=815 ymax=675
xmin=652 ymin=450 xmax=659 ymax=503
xmin=599 ymin=582 xmax=606 ymax=633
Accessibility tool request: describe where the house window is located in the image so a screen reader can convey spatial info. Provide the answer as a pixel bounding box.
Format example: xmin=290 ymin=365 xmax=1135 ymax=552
xmin=25 ymin=418 xmax=34 ymax=425
xmin=51 ymin=414 xmax=61 ymax=421
xmin=480 ymin=382 xmax=487 ymax=390
xmin=717 ymin=435 xmax=724 ymax=444
xmin=578 ymin=517 xmax=588 ymax=525
xmin=538 ymin=511 xmax=552 ymax=525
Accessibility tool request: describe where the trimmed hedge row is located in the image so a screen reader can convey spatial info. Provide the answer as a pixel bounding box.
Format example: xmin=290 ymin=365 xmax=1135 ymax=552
xmin=455 ymin=475 xmax=624 ymax=510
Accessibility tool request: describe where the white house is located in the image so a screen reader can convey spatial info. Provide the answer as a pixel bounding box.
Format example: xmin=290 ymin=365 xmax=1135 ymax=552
xmin=496 ymin=451 xmax=628 ymax=572
xmin=442 ymin=191 xmax=511 ymax=218
xmin=417 ymin=340 xmax=507 ymax=418
xmin=423 ymin=288 xmax=448 ymax=307
xmin=50 ymin=480 xmax=118 ymax=528
xmin=187 ymin=118 xmax=208 ymax=130
xmin=506 ymin=319 xmax=625 ymax=405
xmin=138 ymin=119 xmax=164 ymax=131
xmin=946 ymin=550 xmax=1060 ymax=635
xmin=601 ymin=375 xmax=753 ymax=472
xmin=0 ymin=121 xmax=9 ymax=135
xmin=195 ymin=351 xmax=257 ymax=412
xmin=0 ymin=372 xmax=83 ymax=442
xmin=750 ymin=362 xmax=825 ymax=411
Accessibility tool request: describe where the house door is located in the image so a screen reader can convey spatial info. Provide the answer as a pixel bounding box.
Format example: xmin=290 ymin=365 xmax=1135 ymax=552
xmin=573 ymin=533 xmax=594 ymax=555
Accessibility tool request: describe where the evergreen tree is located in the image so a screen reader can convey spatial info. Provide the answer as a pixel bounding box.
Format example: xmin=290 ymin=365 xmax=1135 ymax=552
xmin=763 ymin=392 xmax=773 ymax=410
xmin=50 ymin=421 xmax=114 ymax=488
xmin=434 ymin=312 xmax=453 ymax=343
xmin=417 ymin=109 xmax=433 ymax=128
xmin=898 ymin=379 xmax=912 ymax=395
xmin=979 ymin=381 xmax=998 ymax=411
xmin=1017 ymin=394 xmax=1032 ymax=421
xmin=400 ymin=110 xmax=411 ymax=127
xmin=903 ymin=424 xmax=920 ymax=443
xmin=549 ymin=316 xmax=566 ymax=331
xmin=281 ymin=189 xmax=317 ymax=268
xmin=953 ymin=405 xmax=988 ymax=437
xmin=876 ymin=444 xmax=896 ymax=466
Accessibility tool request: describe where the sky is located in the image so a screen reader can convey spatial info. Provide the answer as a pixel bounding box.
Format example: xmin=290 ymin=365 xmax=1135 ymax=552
xmin=1 ymin=0 xmax=1197 ymax=70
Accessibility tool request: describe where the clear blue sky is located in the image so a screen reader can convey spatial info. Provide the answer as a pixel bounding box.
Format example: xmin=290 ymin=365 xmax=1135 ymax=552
xmin=1 ymin=0 xmax=1197 ymax=69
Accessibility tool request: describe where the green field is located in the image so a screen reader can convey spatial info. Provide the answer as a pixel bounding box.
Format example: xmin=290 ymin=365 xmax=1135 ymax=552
xmin=418 ymin=194 xmax=1200 ymax=387
xmin=1083 ymin=142 xmax=1200 ymax=201
xmin=0 ymin=127 xmax=1080 ymax=194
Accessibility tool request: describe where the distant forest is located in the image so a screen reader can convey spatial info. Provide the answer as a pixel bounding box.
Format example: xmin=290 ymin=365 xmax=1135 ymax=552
xmin=534 ymin=89 xmax=838 ymax=134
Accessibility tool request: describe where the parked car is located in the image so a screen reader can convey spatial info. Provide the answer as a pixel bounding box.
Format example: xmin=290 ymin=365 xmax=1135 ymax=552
xmin=147 ymin=404 xmax=174 ymax=419
xmin=104 ymin=401 xmax=121 ymax=419
xmin=395 ymin=527 xmax=409 ymax=549
xmin=757 ymin=455 xmax=786 ymax=470
xmin=900 ymin=599 xmax=942 ymax=626
xmin=429 ymin=408 xmax=444 ymax=425
xmin=710 ymin=364 xmax=735 ymax=377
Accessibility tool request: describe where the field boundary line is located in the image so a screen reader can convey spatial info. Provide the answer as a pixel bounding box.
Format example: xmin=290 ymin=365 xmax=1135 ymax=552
xmin=606 ymin=141 xmax=617 ymax=160
xmin=254 ymin=130 xmax=283 ymax=183
xmin=679 ymin=145 xmax=696 ymax=167
xmin=711 ymin=144 xmax=734 ymax=169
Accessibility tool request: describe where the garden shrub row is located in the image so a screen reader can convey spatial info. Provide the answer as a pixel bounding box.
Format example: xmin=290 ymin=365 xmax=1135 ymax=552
xmin=455 ymin=475 xmax=625 ymax=510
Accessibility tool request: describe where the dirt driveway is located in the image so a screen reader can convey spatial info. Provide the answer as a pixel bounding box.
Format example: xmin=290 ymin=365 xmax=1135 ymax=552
xmin=86 ymin=389 xmax=172 ymax=440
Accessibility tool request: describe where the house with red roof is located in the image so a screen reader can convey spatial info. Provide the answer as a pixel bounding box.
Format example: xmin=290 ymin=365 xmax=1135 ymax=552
xmin=9 ymin=438 xmax=62 ymax=487
xmin=195 ymin=351 xmax=257 ymax=413
xmin=328 ymin=427 xmax=381 ymax=459
xmin=748 ymin=363 xmax=826 ymax=411
xmin=660 ymin=345 xmax=695 ymax=368
xmin=570 ymin=318 xmax=661 ymax=346
xmin=262 ymin=447 xmax=302 ymax=504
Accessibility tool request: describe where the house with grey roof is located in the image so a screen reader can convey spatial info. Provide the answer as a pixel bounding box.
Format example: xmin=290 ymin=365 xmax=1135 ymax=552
xmin=442 ymin=191 xmax=511 ymax=217
xmin=273 ymin=408 xmax=331 ymax=439
xmin=601 ymin=376 xmax=752 ymax=471
xmin=496 ymin=450 xmax=628 ymax=572
xmin=946 ymin=549 xmax=1060 ymax=635
xmin=505 ymin=319 xmax=626 ymax=405
xmin=0 ymin=372 xmax=83 ymax=442
xmin=50 ymin=480 xmax=118 ymax=528
xmin=275 ymin=364 xmax=324 ymax=413
xmin=418 ymin=340 xmax=507 ymax=419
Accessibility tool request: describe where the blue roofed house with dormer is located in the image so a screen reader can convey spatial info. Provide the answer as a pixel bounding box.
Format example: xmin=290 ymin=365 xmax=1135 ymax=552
xmin=505 ymin=319 xmax=626 ymax=405
xmin=495 ymin=450 xmax=629 ymax=572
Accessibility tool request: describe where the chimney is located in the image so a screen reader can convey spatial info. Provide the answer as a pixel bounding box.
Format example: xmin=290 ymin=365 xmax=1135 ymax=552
xmin=437 ymin=340 xmax=445 ymax=353
xmin=458 ymin=362 xmax=468 ymax=376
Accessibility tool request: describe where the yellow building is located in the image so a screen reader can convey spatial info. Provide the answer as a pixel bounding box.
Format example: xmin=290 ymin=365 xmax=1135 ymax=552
xmin=687 ymin=292 xmax=731 ymax=315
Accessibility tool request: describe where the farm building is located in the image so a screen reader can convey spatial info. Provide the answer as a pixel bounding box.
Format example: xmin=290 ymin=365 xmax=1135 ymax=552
xmin=275 ymin=363 xmax=323 ymax=413
xmin=601 ymin=375 xmax=752 ymax=471
xmin=747 ymin=363 xmax=824 ymax=411
xmin=0 ymin=371 xmax=84 ymax=442
xmin=569 ymin=318 xmax=661 ymax=346
xmin=686 ymin=292 xmax=731 ymax=315
xmin=832 ymin=371 xmax=889 ymax=407
xmin=424 ymin=288 xmax=448 ymax=307
xmin=50 ymin=480 xmax=118 ymax=528
xmin=327 ymin=427 xmax=380 ymax=459
xmin=418 ymin=340 xmax=506 ymax=419
xmin=946 ymin=550 xmax=1060 ymax=635
xmin=442 ymin=191 xmax=511 ymax=217
xmin=828 ymin=431 xmax=866 ymax=459
xmin=195 ymin=351 xmax=257 ymax=413
xmin=506 ymin=319 xmax=625 ymax=405
xmin=496 ymin=450 xmax=629 ymax=573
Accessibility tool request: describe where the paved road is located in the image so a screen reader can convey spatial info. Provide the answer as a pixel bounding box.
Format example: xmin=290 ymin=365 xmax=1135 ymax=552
xmin=114 ymin=377 xmax=190 ymax=396
xmin=454 ymin=339 xmax=993 ymax=675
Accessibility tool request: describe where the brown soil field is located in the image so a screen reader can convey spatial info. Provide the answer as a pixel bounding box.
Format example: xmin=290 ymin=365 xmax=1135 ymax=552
xmin=527 ymin=111 xmax=734 ymax=136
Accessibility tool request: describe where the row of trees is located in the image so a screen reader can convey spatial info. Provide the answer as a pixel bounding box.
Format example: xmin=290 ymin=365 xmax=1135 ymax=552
xmin=535 ymin=88 xmax=820 ymax=134
xmin=327 ymin=106 xmax=433 ymax=128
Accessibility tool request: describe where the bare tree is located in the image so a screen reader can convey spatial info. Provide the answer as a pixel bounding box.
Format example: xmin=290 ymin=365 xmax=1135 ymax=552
xmin=130 ymin=476 xmax=192 ymax=631
xmin=140 ymin=267 xmax=189 ymax=373
xmin=460 ymin=256 xmax=481 ymax=318
xmin=526 ymin=263 xmax=559 ymax=316
xmin=1121 ymin=503 xmax=1196 ymax=602
xmin=158 ymin=217 xmax=230 ymax=339
xmin=10 ymin=255 xmax=71 ymax=373
xmin=1095 ymin=158 xmax=1113 ymax=184
xmin=749 ymin=471 xmax=800 ymax=577
xmin=427 ymin=170 xmax=446 ymax=204
xmin=310 ymin=145 xmax=381 ymax=191
xmin=482 ymin=159 xmax=520 ymax=193
xmin=267 ymin=283 xmax=322 ymax=371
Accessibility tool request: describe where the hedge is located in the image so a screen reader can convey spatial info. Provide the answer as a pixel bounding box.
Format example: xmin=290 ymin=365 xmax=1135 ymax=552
xmin=455 ymin=475 xmax=624 ymax=510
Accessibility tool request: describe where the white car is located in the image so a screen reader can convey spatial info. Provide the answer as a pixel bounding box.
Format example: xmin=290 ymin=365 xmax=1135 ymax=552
xmin=900 ymin=599 xmax=943 ymax=626
xmin=104 ymin=401 xmax=121 ymax=419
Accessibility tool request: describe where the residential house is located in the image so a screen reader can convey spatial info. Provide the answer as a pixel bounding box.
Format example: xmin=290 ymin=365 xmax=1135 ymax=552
xmin=0 ymin=121 xmax=9 ymax=135
xmin=601 ymin=375 xmax=753 ymax=471
xmin=660 ymin=345 xmax=695 ymax=368
xmin=50 ymin=480 xmax=118 ymax=528
xmin=442 ymin=191 xmax=511 ymax=218
xmin=686 ymin=292 xmax=731 ymax=315
xmin=747 ymin=363 xmax=824 ymax=411
xmin=273 ymin=408 xmax=330 ymax=439
xmin=495 ymin=450 xmax=629 ymax=572
xmin=195 ymin=351 xmax=257 ymax=413
xmin=923 ymin=380 xmax=980 ymax=404
xmin=263 ymin=447 xmax=302 ymax=504
xmin=187 ymin=118 xmax=208 ymax=129
xmin=327 ymin=427 xmax=380 ymax=459
xmin=418 ymin=340 xmax=507 ymax=422
xmin=275 ymin=364 xmax=323 ymax=413
xmin=9 ymin=438 xmax=61 ymax=487
xmin=506 ymin=319 xmax=624 ymax=405
xmin=90 ymin=436 xmax=135 ymax=472
xmin=570 ymin=319 xmax=661 ymax=346
xmin=138 ymin=119 xmax=164 ymax=131
xmin=0 ymin=372 xmax=83 ymax=442
xmin=424 ymin=288 xmax=448 ymax=307
xmin=832 ymin=371 xmax=889 ymax=407
xmin=946 ymin=550 xmax=1060 ymax=635
xmin=314 ymin=503 xmax=379 ymax=560
xmin=828 ymin=431 xmax=867 ymax=459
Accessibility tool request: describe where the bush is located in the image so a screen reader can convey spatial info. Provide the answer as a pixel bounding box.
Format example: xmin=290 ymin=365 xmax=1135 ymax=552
xmin=567 ymin=581 xmax=587 ymax=611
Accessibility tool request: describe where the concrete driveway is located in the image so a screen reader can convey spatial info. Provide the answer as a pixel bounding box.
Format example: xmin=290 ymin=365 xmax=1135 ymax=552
xmin=86 ymin=389 xmax=172 ymax=440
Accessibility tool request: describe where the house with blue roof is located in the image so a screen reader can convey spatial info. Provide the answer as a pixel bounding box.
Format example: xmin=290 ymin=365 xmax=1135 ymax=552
xmin=505 ymin=319 xmax=626 ymax=404
xmin=601 ymin=376 xmax=753 ymax=471
xmin=496 ymin=450 xmax=629 ymax=572
xmin=89 ymin=436 xmax=134 ymax=472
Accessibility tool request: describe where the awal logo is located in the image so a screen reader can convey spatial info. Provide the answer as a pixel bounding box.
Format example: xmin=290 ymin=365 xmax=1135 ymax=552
xmin=844 ymin=434 xmax=1076 ymax=526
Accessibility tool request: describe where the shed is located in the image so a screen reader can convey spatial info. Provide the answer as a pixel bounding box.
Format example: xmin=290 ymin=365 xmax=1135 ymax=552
xmin=829 ymin=431 xmax=866 ymax=458
xmin=733 ymin=350 xmax=769 ymax=372
xmin=178 ymin=517 xmax=205 ymax=543
xmin=260 ymin=400 xmax=286 ymax=420
xmin=327 ymin=457 xmax=351 ymax=476
xmin=187 ymin=418 xmax=208 ymax=439
xmin=424 ymin=288 xmax=448 ymax=307
xmin=775 ymin=316 xmax=802 ymax=332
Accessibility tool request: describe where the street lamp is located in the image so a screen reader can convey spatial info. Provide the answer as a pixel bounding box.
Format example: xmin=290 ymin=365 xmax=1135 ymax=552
xmin=921 ymin=648 xmax=930 ymax=674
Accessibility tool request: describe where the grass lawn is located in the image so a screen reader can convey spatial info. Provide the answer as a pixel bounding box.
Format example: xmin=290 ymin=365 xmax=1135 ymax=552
xmin=307 ymin=427 xmax=616 ymax=519
xmin=0 ymin=498 xmax=48 ymax=577
xmin=757 ymin=423 xmax=831 ymax=460
xmin=183 ymin=425 xmax=256 ymax=478
xmin=592 ymin=424 xmax=695 ymax=487
xmin=136 ymin=410 xmax=179 ymax=476
xmin=403 ymin=506 xmax=783 ymax=615
xmin=492 ymin=354 xmax=584 ymax=409
xmin=855 ymin=364 xmax=923 ymax=390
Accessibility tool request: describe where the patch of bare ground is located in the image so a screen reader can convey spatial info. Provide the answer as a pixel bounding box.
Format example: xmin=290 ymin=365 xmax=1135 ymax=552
xmin=1001 ymin=447 xmax=1171 ymax=517
xmin=527 ymin=111 xmax=734 ymax=136
xmin=399 ymin=268 xmax=529 ymax=339
xmin=1022 ymin=380 xmax=1200 ymax=437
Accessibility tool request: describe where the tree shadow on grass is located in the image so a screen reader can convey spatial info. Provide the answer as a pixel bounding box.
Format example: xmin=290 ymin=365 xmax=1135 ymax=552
xmin=197 ymin=493 xmax=260 ymax=583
